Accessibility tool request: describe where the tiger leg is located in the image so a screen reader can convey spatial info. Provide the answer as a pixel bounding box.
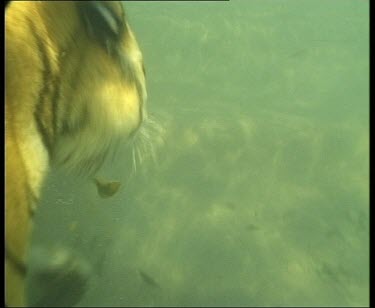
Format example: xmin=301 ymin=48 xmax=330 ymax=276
xmin=5 ymin=134 xmax=34 ymax=307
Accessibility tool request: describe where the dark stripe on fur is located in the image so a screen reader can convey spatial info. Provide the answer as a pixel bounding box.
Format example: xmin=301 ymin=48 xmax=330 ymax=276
xmin=26 ymin=183 xmax=38 ymax=217
xmin=59 ymin=47 xmax=88 ymax=137
xmin=28 ymin=19 xmax=54 ymax=157
xmin=5 ymin=248 xmax=27 ymax=276
xmin=50 ymin=52 xmax=64 ymax=144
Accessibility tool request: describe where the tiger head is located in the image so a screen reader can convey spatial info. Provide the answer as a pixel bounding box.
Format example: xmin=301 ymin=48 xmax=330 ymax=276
xmin=52 ymin=1 xmax=148 ymax=174
xmin=6 ymin=1 xmax=147 ymax=176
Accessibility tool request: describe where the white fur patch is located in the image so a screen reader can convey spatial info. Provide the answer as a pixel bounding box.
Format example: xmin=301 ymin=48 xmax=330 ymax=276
xmin=18 ymin=121 xmax=49 ymax=201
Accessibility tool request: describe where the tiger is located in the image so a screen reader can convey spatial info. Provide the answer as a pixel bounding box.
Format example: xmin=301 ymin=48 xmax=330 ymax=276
xmin=5 ymin=1 xmax=147 ymax=306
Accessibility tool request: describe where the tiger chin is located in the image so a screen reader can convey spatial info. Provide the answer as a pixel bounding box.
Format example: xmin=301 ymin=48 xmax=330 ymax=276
xmin=5 ymin=1 xmax=147 ymax=306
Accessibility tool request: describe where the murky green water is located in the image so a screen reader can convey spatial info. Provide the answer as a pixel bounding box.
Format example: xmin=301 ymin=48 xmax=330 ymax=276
xmin=27 ymin=1 xmax=369 ymax=306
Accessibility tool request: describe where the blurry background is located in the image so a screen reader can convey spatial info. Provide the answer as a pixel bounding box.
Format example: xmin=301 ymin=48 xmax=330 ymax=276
xmin=27 ymin=0 xmax=369 ymax=306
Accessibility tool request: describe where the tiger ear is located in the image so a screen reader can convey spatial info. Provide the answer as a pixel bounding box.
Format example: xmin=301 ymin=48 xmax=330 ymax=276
xmin=77 ymin=1 xmax=125 ymax=47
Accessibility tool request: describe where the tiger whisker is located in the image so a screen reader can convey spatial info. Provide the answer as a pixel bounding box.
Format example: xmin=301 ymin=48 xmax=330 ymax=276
xmin=132 ymin=146 xmax=137 ymax=174
xmin=149 ymin=141 xmax=158 ymax=165
xmin=135 ymin=143 xmax=143 ymax=167
xmin=127 ymin=113 xmax=166 ymax=174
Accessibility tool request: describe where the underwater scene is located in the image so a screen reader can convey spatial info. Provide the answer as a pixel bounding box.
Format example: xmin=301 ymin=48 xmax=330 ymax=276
xmin=26 ymin=0 xmax=369 ymax=307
